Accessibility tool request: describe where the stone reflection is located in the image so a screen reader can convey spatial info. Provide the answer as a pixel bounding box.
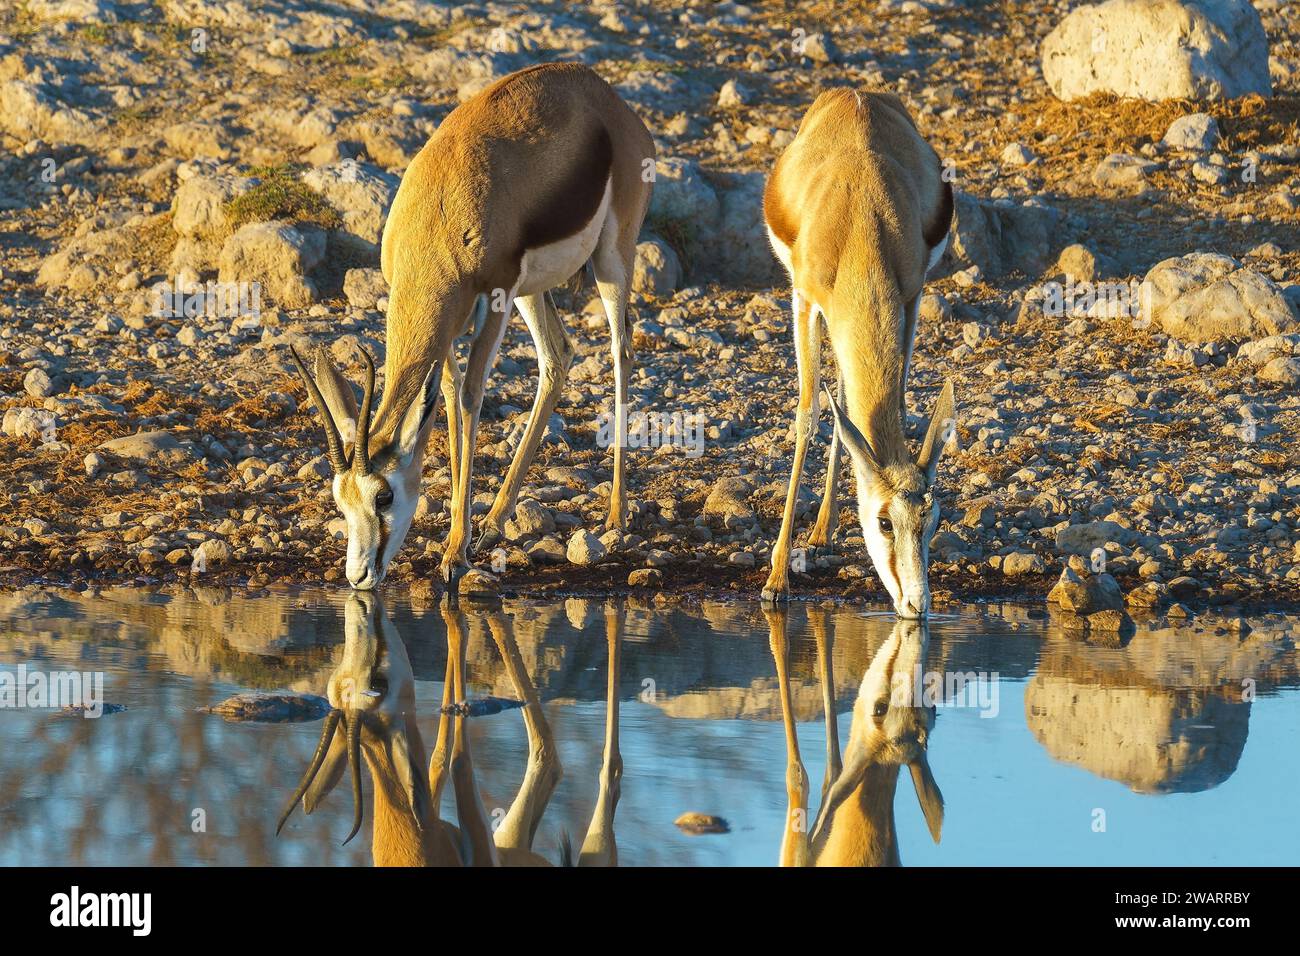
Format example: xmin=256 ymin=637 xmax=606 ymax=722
xmin=1023 ymin=617 xmax=1294 ymax=794
xmin=1 ymin=587 xmax=1297 ymax=865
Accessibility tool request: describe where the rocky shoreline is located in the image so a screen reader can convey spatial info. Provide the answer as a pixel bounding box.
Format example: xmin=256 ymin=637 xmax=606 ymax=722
xmin=1 ymin=0 xmax=1298 ymax=621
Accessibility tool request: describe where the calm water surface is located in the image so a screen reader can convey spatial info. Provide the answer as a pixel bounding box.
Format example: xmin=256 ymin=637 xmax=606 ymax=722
xmin=0 ymin=587 xmax=1296 ymax=866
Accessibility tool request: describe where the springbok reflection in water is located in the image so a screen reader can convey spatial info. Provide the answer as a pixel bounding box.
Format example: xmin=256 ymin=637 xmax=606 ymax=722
xmin=768 ymin=609 xmax=944 ymax=866
xmin=276 ymin=592 xmax=623 ymax=866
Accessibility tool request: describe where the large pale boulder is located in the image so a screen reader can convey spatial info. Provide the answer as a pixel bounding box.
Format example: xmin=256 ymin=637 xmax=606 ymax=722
xmin=172 ymin=174 xmax=254 ymax=238
xmin=709 ymin=171 xmax=781 ymax=284
xmin=218 ymin=221 xmax=326 ymax=309
xmin=163 ymin=121 xmax=231 ymax=160
xmin=300 ymin=160 xmax=399 ymax=259
xmin=1143 ymin=253 xmax=1299 ymax=343
xmin=0 ymin=79 xmax=104 ymax=146
xmin=1048 ymin=564 xmax=1124 ymax=614
xmin=1162 ymin=113 xmax=1220 ymax=151
xmin=633 ymin=238 xmax=682 ymax=296
xmin=99 ymin=430 xmax=200 ymax=465
xmin=647 ymin=157 xmax=720 ymax=226
xmin=703 ymin=476 xmax=756 ymax=522
xmin=1041 ymin=0 xmax=1273 ymax=102
xmin=247 ymin=105 xmax=341 ymax=150
xmin=342 ymin=267 xmax=387 ymax=309
xmin=37 ymin=221 xmax=146 ymax=293
xmin=645 ymin=158 xmax=778 ymax=283
xmin=26 ymin=0 xmax=118 ymax=21
xmin=944 ymin=192 xmax=1064 ymax=278
xmin=1055 ymin=520 xmax=1136 ymax=555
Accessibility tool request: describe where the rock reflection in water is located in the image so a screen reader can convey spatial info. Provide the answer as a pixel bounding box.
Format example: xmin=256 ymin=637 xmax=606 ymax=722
xmin=0 ymin=587 xmax=1295 ymax=866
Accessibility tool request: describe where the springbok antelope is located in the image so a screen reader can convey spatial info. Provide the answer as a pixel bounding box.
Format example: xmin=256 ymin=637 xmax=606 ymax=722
xmin=276 ymin=592 xmax=622 ymax=866
xmin=761 ymin=89 xmax=956 ymax=617
xmin=290 ymin=62 xmax=655 ymax=590
xmin=766 ymin=608 xmax=943 ymax=866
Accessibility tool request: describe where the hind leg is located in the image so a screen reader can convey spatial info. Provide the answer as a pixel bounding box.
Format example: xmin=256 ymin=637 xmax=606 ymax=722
xmin=808 ymin=373 xmax=844 ymax=548
xmin=577 ymin=601 xmax=624 ymax=866
xmin=441 ymin=292 xmax=513 ymax=583
xmin=592 ymin=218 xmax=636 ymax=532
xmin=477 ymin=292 xmax=574 ymax=551
xmin=485 ymin=609 xmax=563 ymax=852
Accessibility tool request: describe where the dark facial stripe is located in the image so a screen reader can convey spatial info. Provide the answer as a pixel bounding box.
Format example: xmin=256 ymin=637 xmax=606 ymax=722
xmin=376 ymin=518 xmax=390 ymax=573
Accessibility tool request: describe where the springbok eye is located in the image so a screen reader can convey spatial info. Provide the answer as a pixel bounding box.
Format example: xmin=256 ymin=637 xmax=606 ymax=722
xmin=872 ymin=700 xmax=889 ymax=718
xmin=375 ymin=488 xmax=394 ymax=510
xmin=878 ymin=516 xmax=894 ymax=535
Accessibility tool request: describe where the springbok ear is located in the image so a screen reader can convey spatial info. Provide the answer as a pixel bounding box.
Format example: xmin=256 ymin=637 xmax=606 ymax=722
xmin=916 ymin=379 xmax=956 ymax=484
xmin=390 ymin=716 xmax=430 ymax=830
xmin=809 ymin=736 xmax=870 ymax=848
xmin=824 ymin=385 xmax=882 ymax=478
xmin=909 ymin=756 xmax=944 ymax=843
xmin=313 ymin=350 xmax=360 ymax=451
xmin=302 ymin=725 xmax=349 ymax=815
xmin=393 ymin=362 xmax=440 ymax=465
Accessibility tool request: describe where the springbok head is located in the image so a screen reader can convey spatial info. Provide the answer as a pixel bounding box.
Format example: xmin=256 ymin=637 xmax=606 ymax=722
xmin=289 ymin=345 xmax=437 ymax=590
xmin=810 ymin=618 xmax=943 ymax=860
xmin=275 ymin=591 xmax=429 ymax=845
xmin=826 ymin=381 xmax=956 ymax=619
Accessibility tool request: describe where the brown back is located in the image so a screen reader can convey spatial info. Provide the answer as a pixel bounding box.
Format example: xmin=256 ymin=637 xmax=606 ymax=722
xmin=374 ymin=63 xmax=655 ymax=447
xmin=764 ymin=90 xmax=951 ymax=464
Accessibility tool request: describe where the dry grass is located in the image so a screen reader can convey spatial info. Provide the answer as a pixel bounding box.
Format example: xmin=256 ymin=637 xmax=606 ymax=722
xmin=995 ymin=93 xmax=1300 ymax=200
xmin=224 ymin=165 xmax=342 ymax=233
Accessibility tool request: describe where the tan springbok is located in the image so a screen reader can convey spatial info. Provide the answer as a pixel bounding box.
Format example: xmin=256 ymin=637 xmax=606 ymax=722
xmin=290 ymin=62 xmax=654 ymax=590
xmin=275 ymin=592 xmax=622 ymax=867
xmin=766 ymin=608 xmax=943 ymax=866
xmin=761 ymin=89 xmax=956 ymax=617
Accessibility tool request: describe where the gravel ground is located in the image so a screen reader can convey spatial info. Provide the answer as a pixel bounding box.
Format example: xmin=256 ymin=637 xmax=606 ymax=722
xmin=1 ymin=0 xmax=1298 ymax=616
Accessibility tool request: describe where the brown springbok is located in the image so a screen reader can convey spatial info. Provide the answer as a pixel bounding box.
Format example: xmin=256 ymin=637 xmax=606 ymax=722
xmin=275 ymin=592 xmax=623 ymax=867
xmin=767 ymin=609 xmax=943 ymax=866
xmin=761 ymin=89 xmax=956 ymax=617
xmin=291 ymin=62 xmax=654 ymax=590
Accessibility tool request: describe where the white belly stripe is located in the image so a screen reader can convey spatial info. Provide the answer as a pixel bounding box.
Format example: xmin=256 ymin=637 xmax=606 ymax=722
xmin=926 ymin=234 xmax=949 ymax=276
xmin=517 ymin=176 xmax=613 ymax=295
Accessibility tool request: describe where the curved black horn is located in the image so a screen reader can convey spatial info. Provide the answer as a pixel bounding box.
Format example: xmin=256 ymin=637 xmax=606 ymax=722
xmin=289 ymin=345 xmax=349 ymax=474
xmin=354 ymin=347 xmax=376 ymax=476
xmin=342 ymin=711 xmax=365 ymax=845
xmin=275 ymin=709 xmax=342 ymax=836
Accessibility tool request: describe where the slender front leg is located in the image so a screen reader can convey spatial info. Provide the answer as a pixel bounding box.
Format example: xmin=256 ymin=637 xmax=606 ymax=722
xmin=486 ymin=608 xmax=563 ymax=852
xmin=762 ymin=290 xmax=820 ymax=602
xmin=765 ymin=606 xmax=809 ymax=867
xmin=444 ymin=601 xmax=498 ymax=867
xmin=808 ymin=375 xmax=844 ymax=549
xmin=899 ymin=292 xmax=920 ymax=422
xmin=578 ymin=601 xmax=624 ymax=867
xmin=427 ymin=647 xmax=456 ymax=810
xmin=439 ymin=357 xmax=462 ymax=557
xmin=809 ymin=607 xmax=841 ymax=800
xmin=477 ymin=292 xmax=574 ymax=550
xmin=593 ymin=236 xmax=635 ymax=531
xmin=441 ymin=295 xmax=512 ymax=583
